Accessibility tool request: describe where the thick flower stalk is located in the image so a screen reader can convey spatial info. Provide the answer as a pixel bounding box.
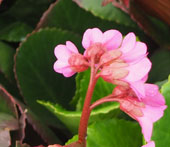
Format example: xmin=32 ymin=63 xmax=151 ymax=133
xmin=53 ymin=28 xmax=166 ymax=147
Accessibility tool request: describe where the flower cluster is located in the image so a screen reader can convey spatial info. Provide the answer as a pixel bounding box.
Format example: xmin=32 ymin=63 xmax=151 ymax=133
xmin=53 ymin=28 xmax=166 ymax=147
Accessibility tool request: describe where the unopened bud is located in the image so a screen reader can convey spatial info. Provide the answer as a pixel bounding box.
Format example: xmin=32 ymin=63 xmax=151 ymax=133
xmin=99 ymin=50 xmax=122 ymax=67
xmin=85 ymin=43 xmax=106 ymax=63
xmin=120 ymin=99 xmax=144 ymax=117
xmin=68 ymin=53 xmax=89 ymax=72
xmin=112 ymin=85 xmax=129 ymax=97
xmin=100 ymin=66 xmax=129 ymax=80
xmin=130 ymin=106 xmax=144 ymax=117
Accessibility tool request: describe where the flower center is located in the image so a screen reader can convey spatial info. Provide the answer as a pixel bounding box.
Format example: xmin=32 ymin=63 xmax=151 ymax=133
xmin=85 ymin=43 xmax=106 ymax=63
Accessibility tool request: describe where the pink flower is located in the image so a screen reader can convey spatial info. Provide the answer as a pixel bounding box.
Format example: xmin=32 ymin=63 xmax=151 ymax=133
xmin=54 ymin=41 xmax=88 ymax=77
xmin=54 ymin=28 xmax=151 ymax=98
xmin=115 ymin=84 xmax=167 ymax=143
xmin=142 ymin=141 xmax=155 ymax=147
xmin=96 ymin=31 xmax=151 ymax=97
xmin=82 ymin=28 xmax=122 ymax=51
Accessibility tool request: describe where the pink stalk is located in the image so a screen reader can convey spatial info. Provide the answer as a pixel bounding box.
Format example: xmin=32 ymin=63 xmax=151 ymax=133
xmin=90 ymin=96 xmax=120 ymax=110
xmin=77 ymin=57 xmax=97 ymax=144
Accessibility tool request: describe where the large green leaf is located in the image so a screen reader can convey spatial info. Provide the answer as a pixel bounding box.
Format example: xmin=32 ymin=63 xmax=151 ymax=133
xmin=0 ymin=0 xmax=55 ymax=42
xmin=73 ymin=0 xmax=137 ymax=28
xmin=36 ymin=0 xmax=140 ymax=36
xmin=38 ymin=100 xmax=120 ymax=134
xmin=0 ymin=41 xmax=15 ymax=82
xmin=72 ymin=69 xmax=116 ymax=111
xmin=0 ymin=0 xmax=55 ymax=27
xmin=0 ymin=85 xmax=18 ymax=117
xmin=152 ymin=75 xmax=170 ymax=147
xmin=148 ymin=50 xmax=170 ymax=83
xmin=0 ymin=22 xmax=32 ymax=42
xmin=0 ymin=41 xmax=22 ymax=100
xmin=87 ymin=119 xmax=142 ymax=147
xmin=15 ymin=28 xmax=81 ymax=126
xmin=66 ymin=119 xmax=142 ymax=147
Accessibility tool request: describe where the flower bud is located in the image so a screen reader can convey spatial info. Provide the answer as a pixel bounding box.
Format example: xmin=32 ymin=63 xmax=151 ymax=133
xmin=84 ymin=43 xmax=106 ymax=63
xmin=68 ymin=53 xmax=89 ymax=72
xmin=99 ymin=49 xmax=122 ymax=67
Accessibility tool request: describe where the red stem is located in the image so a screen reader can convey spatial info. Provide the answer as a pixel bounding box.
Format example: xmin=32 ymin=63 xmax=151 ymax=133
xmin=90 ymin=96 xmax=121 ymax=110
xmin=78 ymin=58 xmax=97 ymax=144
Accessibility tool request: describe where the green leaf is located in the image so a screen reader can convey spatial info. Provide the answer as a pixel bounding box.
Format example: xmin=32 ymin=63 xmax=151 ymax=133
xmin=0 ymin=41 xmax=15 ymax=81
xmin=73 ymin=69 xmax=116 ymax=111
xmin=36 ymin=0 xmax=139 ymax=36
xmin=65 ymin=135 xmax=78 ymax=145
xmin=155 ymin=79 xmax=168 ymax=89
xmin=73 ymin=0 xmax=137 ymax=28
xmin=87 ymin=119 xmax=142 ymax=147
xmin=0 ymin=0 xmax=55 ymax=27
xmin=0 ymin=22 xmax=32 ymax=42
xmin=152 ymin=75 xmax=170 ymax=147
xmin=148 ymin=50 xmax=170 ymax=83
xmin=66 ymin=119 xmax=142 ymax=147
xmin=15 ymin=28 xmax=81 ymax=126
xmin=0 ymin=42 xmax=23 ymax=100
xmin=0 ymin=85 xmax=18 ymax=117
xmin=38 ymin=100 xmax=120 ymax=134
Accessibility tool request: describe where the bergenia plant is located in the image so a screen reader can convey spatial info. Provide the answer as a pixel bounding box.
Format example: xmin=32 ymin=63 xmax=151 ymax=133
xmin=52 ymin=28 xmax=167 ymax=147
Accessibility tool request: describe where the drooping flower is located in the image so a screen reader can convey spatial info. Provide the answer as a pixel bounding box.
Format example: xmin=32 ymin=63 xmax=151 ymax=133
xmin=113 ymin=84 xmax=167 ymax=143
xmin=54 ymin=41 xmax=88 ymax=77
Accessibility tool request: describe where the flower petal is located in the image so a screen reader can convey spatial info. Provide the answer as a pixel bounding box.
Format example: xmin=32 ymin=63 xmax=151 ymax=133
xmin=122 ymin=42 xmax=147 ymax=63
xmin=124 ymin=57 xmax=152 ymax=82
xmin=82 ymin=28 xmax=103 ymax=49
xmin=119 ymin=32 xmax=136 ymax=53
xmin=53 ymin=60 xmax=69 ymax=73
xmin=53 ymin=61 xmax=75 ymax=77
xmin=66 ymin=41 xmax=79 ymax=53
xmin=130 ymin=80 xmax=146 ymax=98
xmin=138 ymin=116 xmax=153 ymax=142
xmin=142 ymin=105 xmax=167 ymax=123
xmin=102 ymin=29 xmax=122 ymax=50
xmin=54 ymin=45 xmax=71 ymax=61
xmin=143 ymin=84 xmax=166 ymax=106
xmin=62 ymin=67 xmax=76 ymax=77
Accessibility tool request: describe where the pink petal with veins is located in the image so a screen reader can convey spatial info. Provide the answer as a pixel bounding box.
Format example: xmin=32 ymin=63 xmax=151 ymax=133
xmin=121 ymin=41 xmax=147 ymax=63
xmin=82 ymin=28 xmax=103 ymax=49
xmin=53 ymin=41 xmax=79 ymax=77
xmin=102 ymin=30 xmax=122 ymax=50
xmin=66 ymin=41 xmax=79 ymax=53
xmin=119 ymin=32 xmax=136 ymax=53
xmin=124 ymin=58 xmax=152 ymax=82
